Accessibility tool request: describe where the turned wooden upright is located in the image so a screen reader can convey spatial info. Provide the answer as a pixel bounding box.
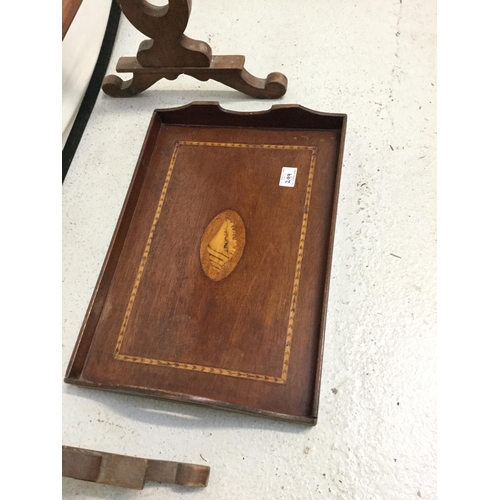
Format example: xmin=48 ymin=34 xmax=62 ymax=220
xmin=102 ymin=0 xmax=288 ymax=98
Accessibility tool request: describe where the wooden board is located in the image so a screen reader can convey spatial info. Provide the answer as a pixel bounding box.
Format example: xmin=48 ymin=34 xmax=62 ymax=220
xmin=62 ymin=445 xmax=210 ymax=489
xmin=65 ymin=102 xmax=347 ymax=424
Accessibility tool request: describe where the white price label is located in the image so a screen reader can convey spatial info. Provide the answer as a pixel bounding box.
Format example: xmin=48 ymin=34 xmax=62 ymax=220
xmin=279 ymin=167 xmax=297 ymax=187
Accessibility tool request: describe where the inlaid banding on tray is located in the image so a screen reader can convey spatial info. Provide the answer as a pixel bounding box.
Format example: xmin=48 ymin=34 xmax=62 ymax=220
xmin=200 ymin=210 xmax=245 ymax=281
xmin=114 ymin=140 xmax=318 ymax=384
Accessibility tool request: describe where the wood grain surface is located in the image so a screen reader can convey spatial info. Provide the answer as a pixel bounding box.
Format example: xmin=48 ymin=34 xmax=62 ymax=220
xmin=101 ymin=0 xmax=287 ymax=97
xmin=200 ymin=210 xmax=246 ymax=281
xmin=62 ymin=0 xmax=83 ymax=39
xmin=65 ymin=103 xmax=347 ymax=424
xmin=62 ymin=445 xmax=210 ymax=489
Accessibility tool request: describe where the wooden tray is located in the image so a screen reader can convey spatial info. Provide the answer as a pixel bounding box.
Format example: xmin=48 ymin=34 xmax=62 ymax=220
xmin=65 ymin=102 xmax=347 ymax=425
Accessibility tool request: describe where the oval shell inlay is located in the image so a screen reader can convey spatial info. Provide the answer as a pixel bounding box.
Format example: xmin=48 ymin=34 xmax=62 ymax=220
xmin=200 ymin=210 xmax=245 ymax=281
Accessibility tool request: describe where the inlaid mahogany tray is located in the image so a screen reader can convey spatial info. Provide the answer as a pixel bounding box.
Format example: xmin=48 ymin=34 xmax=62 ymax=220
xmin=65 ymin=102 xmax=347 ymax=425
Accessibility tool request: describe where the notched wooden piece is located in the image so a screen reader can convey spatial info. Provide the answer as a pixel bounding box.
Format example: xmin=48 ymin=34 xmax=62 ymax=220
xmin=102 ymin=0 xmax=287 ymax=98
xmin=62 ymin=446 xmax=210 ymax=490
xmin=200 ymin=210 xmax=245 ymax=281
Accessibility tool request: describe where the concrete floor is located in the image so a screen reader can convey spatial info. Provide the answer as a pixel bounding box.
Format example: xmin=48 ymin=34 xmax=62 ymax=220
xmin=62 ymin=1 xmax=436 ymax=498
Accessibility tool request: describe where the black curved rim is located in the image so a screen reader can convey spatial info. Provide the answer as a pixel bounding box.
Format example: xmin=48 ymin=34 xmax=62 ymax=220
xmin=62 ymin=1 xmax=121 ymax=183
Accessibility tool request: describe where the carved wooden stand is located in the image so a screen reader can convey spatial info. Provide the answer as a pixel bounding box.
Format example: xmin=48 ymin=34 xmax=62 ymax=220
xmin=102 ymin=0 xmax=288 ymax=98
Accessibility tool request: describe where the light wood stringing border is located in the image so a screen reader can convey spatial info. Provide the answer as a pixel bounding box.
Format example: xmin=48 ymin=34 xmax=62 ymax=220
xmin=114 ymin=140 xmax=317 ymax=384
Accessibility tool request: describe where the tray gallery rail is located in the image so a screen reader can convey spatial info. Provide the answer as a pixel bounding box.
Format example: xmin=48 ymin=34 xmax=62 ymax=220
xmin=65 ymin=102 xmax=347 ymax=424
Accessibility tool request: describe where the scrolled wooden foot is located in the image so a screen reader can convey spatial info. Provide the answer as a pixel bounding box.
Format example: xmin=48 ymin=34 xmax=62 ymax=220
xmin=103 ymin=0 xmax=288 ymax=98
xmin=105 ymin=56 xmax=287 ymax=99
xmin=102 ymin=73 xmax=165 ymax=98
xmin=209 ymin=68 xmax=288 ymax=99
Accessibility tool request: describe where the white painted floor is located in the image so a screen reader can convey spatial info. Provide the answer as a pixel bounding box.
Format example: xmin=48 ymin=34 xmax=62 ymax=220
xmin=62 ymin=1 xmax=436 ymax=498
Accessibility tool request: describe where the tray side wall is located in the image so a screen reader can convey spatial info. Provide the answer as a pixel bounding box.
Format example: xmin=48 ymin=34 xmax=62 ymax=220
xmin=311 ymin=115 xmax=348 ymax=420
xmin=65 ymin=112 xmax=162 ymax=380
xmin=156 ymin=102 xmax=346 ymax=131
